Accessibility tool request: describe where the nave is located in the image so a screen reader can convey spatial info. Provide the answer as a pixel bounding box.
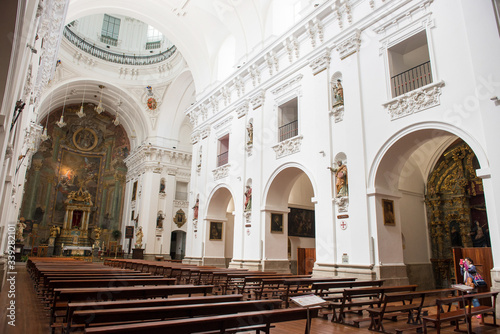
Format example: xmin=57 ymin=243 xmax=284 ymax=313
xmin=2 ymin=259 xmax=500 ymax=334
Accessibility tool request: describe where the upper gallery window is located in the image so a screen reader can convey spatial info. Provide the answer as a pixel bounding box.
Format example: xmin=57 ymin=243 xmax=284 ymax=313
xmin=217 ymin=134 xmax=229 ymax=167
xmin=278 ymin=97 xmax=298 ymax=142
xmin=101 ymin=14 xmax=121 ymax=45
xmin=388 ymin=30 xmax=432 ymax=98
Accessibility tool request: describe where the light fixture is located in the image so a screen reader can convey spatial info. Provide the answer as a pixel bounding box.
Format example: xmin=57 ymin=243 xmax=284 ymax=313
xmin=56 ymin=84 xmax=68 ymax=128
xmin=41 ymin=90 xmax=53 ymax=141
xmin=113 ymin=106 xmax=120 ymax=126
xmin=94 ymin=85 xmax=105 ymax=114
xmin=76 ymin=82 xmax=86 ymax=118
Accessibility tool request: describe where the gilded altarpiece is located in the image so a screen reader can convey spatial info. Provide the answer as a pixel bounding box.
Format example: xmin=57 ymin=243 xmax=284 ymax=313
xmin=20 ymin=103 xmax=130 ymax=251
xmin=425 ymin=142 xmax=489 ymax=288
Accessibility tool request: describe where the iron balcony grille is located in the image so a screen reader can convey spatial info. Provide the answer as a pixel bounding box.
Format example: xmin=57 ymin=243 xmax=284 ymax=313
xmin=391 ymin=61 xmax=432 ymax=97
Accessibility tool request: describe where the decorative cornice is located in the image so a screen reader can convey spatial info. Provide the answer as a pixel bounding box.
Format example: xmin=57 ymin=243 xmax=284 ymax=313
xmin=213 ymin=116 xmax=233 ymax=131
xmin=374 ymin=0 xmax=434 ymax=34
xmin=173 ymin=200 xmax=189 ymax=208
xmin=200 ymin=126 xmax=211 ymax=139
xmin=306 ymin=18 xmax=324 ymax=48
xmin=212 ymin=164 xmax=230 ymax=181
xmin=283 ymin=36 xmax=299 ymax=63
xmin=233 ymin=76 xmax=245 ymax=98
xmin=383 ymin=81 xmax=445 ymax=120
xmin=336 ymin=30 xmax=361 ymax=60
xmin=250 ymin=91 xmax=266 ymax=110
xmin=271 ymin=75 xmax=303 ymax=95
xmin=265 ymin=51 xmax=279 ymax=76
xmin=191 ymin=131 xmax=200 ymax=144
xmin=235 ymin=101 xmax=249 ymax=119
xmin=309 ymin=48 xmax=331 ymax=75
xmin=272 ymin=135 xmax=303 ymax=159
xmin=249 ymin=64 xmax=261 ymax=87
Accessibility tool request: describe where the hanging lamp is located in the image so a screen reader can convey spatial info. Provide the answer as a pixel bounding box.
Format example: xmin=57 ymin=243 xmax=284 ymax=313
xmin=56 ymin=84 xmax=68 ymax=128
xmin=41 ymin=90 xmax=53 ymax=141
xmin=94 ymin=85 xmax=105 ymax=114
xmin=76 ymin=82 xmax=86 ymax=118
xmin=113 ymin=105 xmax=120 ymax=126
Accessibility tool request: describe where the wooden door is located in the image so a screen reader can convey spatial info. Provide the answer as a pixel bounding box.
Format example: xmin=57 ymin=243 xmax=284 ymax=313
xmin=297 ymin=248 xmax=316 ymax=275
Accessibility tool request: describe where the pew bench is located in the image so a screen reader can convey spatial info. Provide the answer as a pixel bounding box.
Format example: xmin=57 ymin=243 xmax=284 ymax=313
xmin=68 ymin=299 xmax=283 ymax=332
xmin=331 ymin=285 xmax=417 ymax=325
xmin=422 ymin=291 xmax=498 ymax=334
xmin=83 ymin=307 xmax=321 ymax=334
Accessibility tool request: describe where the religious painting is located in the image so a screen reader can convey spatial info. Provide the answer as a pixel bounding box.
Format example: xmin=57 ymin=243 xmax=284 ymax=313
xmin=382 ymin=199 xmax=395 ymax=225
xmin=288 ymin=208 xmax=315 ymax=238
xmin=132 ymin=181 xmax=138 ymax=201
xmin=209 ymin=221 xmax=223 ymax=240
xmin=125 ymin=226 xmax=134 ymax=239
xmin=73 ymin=128 xmax=98 ymax=151
xmin=271 ymin=213 xmax=283 ymax=233
xmin=53 ymin=149 xmax=103 ymax=225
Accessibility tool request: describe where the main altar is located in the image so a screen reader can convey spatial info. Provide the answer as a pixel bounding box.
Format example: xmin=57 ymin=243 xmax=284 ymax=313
xmin=55 ymin=187 xmax=94 ymax=249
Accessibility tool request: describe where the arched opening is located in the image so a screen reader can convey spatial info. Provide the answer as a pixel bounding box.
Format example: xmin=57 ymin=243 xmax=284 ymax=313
xmin=264 ymin=166 xmax=316 ymax=274
xmin=204 ymin=186 xmax=235 ymax=268
xmin=371 ymin=127 xmax=490 ymax=288
xmin=170 ymin=230 xmax=186 ymax=260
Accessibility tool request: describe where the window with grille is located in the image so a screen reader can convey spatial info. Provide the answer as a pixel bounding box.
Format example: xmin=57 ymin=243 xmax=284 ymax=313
xmin=278 ymin=97 xmax=298 ymax=142
xmin=388 ymin=30 xmax=433 ymax=98
xmin=217 ymin=135 xmax=229 ymax=167
xmin=101 ymin=14 xmax=120 ymax=45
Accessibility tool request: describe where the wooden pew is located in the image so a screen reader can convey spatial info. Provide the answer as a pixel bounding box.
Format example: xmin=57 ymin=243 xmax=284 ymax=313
xmin=281 ymin=278 xmax=357 ymax=307
xmin=83 ymin=307 xmax=321 ymax=334
xmin=422 ymin=291 xmax=498 ymax=334
xmin=332 ymin=285 xmax=417 ymax=325
xmin=50 ymin=285 xmax=214 ymax=332
xmin=69 ymin=299 xmax=283 ymax=331
xmin=237 ymin=275 xmax=312 ymax=300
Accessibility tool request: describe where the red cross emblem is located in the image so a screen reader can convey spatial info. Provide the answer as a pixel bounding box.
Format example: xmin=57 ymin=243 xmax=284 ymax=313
xmin=340 ymin=221 xmax=347 ymax=230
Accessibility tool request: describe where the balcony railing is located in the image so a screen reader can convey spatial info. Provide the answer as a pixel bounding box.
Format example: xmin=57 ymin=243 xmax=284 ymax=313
xmin=217 ymin=151 xmax=229 ymax=167
xmin=100 ymin=35 xmax=118 ymax=46
xmin=391 ymin=61 xmax=432 ymax=97
xmin=146 ymin=41 xmax=161 ymax=50
xmin=63 ymin=27 xmax=176 ymax=66
xmin=279 ymin=120 xmax=298 ymax=142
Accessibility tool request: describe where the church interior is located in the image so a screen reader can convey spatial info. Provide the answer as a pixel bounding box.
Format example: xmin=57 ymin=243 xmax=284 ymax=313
xmin=1 ymin=0 xmax=500 ymax=333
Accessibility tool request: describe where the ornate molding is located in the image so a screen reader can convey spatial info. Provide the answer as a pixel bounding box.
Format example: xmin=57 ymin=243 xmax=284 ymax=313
xmin=331 ymin=105 xmax=344 ymax=123
xmin=233 ymin=76 xmax=245 ymax=98
xmin=336 ymin=30 xmax=361 ymax=60
xmin=173 ymin=200 xmax=189 ymax=208
xmin=214 ymin=116 xmax=233 ymax=130
xmin=335 ymin=196 xmax=349 ymax=213
xmin=271 ymin=74 xmax=303 ymax=95
xmin=383 ymin=81 xmax=445 ymax=120
xmin=33 ymin=0 xmax=69 ymax=106
xmin=265 ymin=51 xmax=279 ymax=76
xmin=284 ymin=36 xmax=299 ymax=63
xmin=250 ymin=91 xmax=266 ymax=110
xmin=191 ymin=131 xmax=200 ymax=144
xmin=212 ymin=164 xmax=230 ymax=181
xmin=249 ymin=65 xmax=261 ymax=87
xmin=272 ymin=135 xmax=303 ymax=159
xmin=200 ymin=126 xmax=210 ymax=139
xmin=306 ymin=18 xmax=324 ymax=48
xmin=309 ymin=48 xmax=331 ymax=75
xmin=374 ymin=0 xmax=434 ymax=34
xmin=159 ymin=192 xmax=166 ymax=199
xmin=235 ymin=101 xmax=249 ymax=119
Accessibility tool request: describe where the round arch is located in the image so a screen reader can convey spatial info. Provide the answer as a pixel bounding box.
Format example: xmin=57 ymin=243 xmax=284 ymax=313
xmin=38 ymin=78 xmax=149 ymax=150
xmin=368 ymin=122 xmax=490 ymax=192
xmin=263 ymin=162 xmax=318 ymax=209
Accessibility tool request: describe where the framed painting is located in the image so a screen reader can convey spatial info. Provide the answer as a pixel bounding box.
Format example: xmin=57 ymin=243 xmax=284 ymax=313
xmin=209 ymin=221 xmax=223 ymax=240
xmin=382 ymin=199 xmax=395 ymax=225
xmin=132 ymin=181 xmax=138 ymax=201
xmin=288 ymin=208 xmax=315 ymax=238
xmin=271 ymin=213 xmax=283 ymax=233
